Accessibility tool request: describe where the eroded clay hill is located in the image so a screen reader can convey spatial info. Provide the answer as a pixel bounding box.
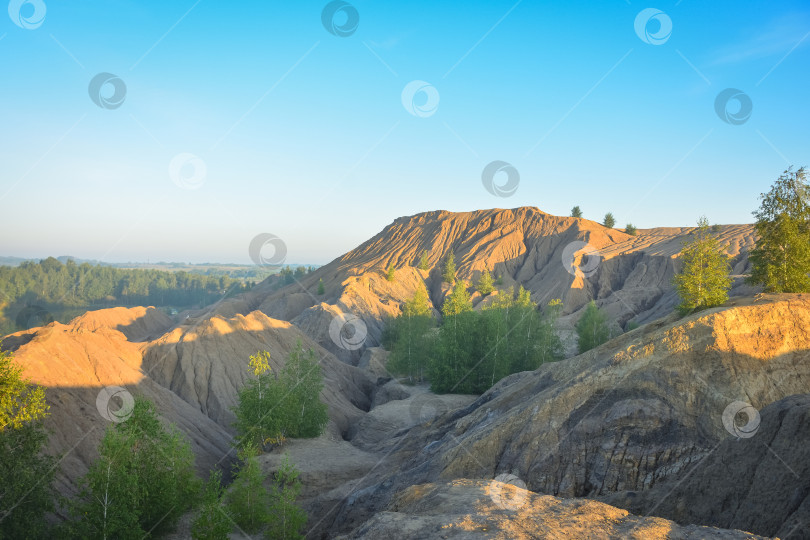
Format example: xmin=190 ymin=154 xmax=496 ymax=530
xmin=2 ymin=305 xmax=376 ymax=497
xmin=246 ymin=207 xmax=757 ymax=360
xmin=319 ymin=294 xmax=810 ymax=539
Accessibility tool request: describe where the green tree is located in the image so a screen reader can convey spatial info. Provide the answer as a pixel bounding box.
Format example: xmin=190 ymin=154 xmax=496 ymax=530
xmin=571 ymin=206 xmax=583 ymax=218
xmin=68 ymin=397 xmax=199 ymax=539
xmin=575 ymin=301 xmax=611 ymax=353
xmin=442 ymin=253 xmax=456 ymax=284
xmin=234 ymin=345 xmax=327 ymax=449
xmin=385 ymin=263 xmax=396 ymax=282
xmin=673 ymin=216 xmax=732 ymax=315
xmin=277 ymin=343 xmax=328 ymax=439
xmin=625 ymin=223 xmax=637 ymax=236
xmin=265 ymin=455 xmax=307 ymax=540
xmin=388 ymin=287 xmax=435 ymax=382
xmin=476 ymin=268 xmax=495 ymax=296
xmin=226 ymin=444 xmax=270 ymax=534
xmin=317 ymin=279 xmax=325 ymax=295
xmin=418 ymin=250 xmax=430 ymax=271
xmin=0 ymin=348 xmax=54 ymax=538
xmin=192 ymin=470 xmax=232 ymax=540
xmin=603 ymin=212 xmax=616 ymax=228
xmin=747 ymin=167 xmax=810 ymax=293
xmin=442 ymin=280 xmax=472 ymax=317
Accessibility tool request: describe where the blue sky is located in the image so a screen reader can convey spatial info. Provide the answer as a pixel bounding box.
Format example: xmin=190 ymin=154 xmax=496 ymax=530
xmin=1 ymin=0 xmax=808 ymax=264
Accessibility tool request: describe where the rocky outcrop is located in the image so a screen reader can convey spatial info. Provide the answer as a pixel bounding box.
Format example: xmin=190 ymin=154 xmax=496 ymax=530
xmin=605 ymin=393 xmax=810 ymax=540
xmin=320 ymin=294 xmax=810 ymax=537
xmin=336 ymin=479 xmax=769 ymax=539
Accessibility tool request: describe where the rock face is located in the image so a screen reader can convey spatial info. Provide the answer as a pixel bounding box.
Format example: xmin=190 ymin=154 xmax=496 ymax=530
xmin=336 ymin=479 xmax=769 ymax=539
xmin=320 ymin=294 xmax=810 ymax=537
xmin=246 ymin=207 xmax=757 ymax=359
xmin=605 ymin=393 xmax=810 ymax=540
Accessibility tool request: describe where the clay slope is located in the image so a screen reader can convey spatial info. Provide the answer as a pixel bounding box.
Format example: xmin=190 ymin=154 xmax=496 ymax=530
xmin=337 ymin=479 xmax=768 ymax=539
xmin=3 ymin=305 xmax=376 ymax=497
xmin=247 ymin=207 xmax=757 ymax=360
xmin=141 ymin=310 xmax=376 ymax=439
xmin=322 ymin=294 xmax=810 ymax=535
xmin=607 ymin=393 xmax=810 ymax=539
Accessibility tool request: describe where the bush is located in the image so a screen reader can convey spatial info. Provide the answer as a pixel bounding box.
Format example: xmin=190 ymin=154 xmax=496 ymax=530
xmin=234 ymin=344 xmax=328 ymax=449
xmin=226 ymin=445 xmax=270 ymax=534
xmin=575 ymin=301 xmax=611 ymax=353
xmin=673 ymin=216 xmax=732 ymax=315
xmin=625 ymin=223 xmax=637 ymax=235
xmin=571 ymin=206 xmax=583 ymax=218
xmin=68 ymin=397 xmax=200 ymax=538
xmin=192 ymin=470 xmax=232 ymax=540
xmin=476 ymin=268 xmax=494 ymax=296
xmin=442 ymin=253 xmax=456 ymax=283
xmin=603 ymin=213 xmax=616 ymax=228
xmin=0 ymin=348 xmax=54 ymax=538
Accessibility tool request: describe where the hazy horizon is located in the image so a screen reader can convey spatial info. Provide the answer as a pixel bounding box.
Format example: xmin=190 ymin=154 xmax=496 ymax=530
xmin=2 ymin=1 xmax=808 ymax=265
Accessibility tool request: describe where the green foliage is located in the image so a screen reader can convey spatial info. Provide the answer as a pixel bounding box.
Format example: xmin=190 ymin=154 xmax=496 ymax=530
xmin=626 ymin=320 xmax=640 ymax=332
xmin=265 ymin=455 xmax=307 ymax=540
xmin=0 ymin=258 xmax=246 ymax=334
xmin=192 ymin=470 xmax=232 ymax=540
xmin=68 ymin=397 xmax=200 ymax=539
xmin=0 ymin=349 xmax=55 ymax=538
xmin=317 ymin=278 xmax=325 ymax=295
xmin=234 ymin=343 xmax=328 ymax=449
xmin=747 ymin=167 xmax=810 ymax=293
xmin=603 ymin=213 xmax=616 ymax=228
xmin=425 ymin=288 xmax=563 ymax=394
xmin=442 ymin=253 xmax=456 ymax=284
xmin=711 ymin=224 xmax=722 ymax=233
xmin=575 ymin=301 xmax=611 ymax=354
xmin=226 ymin=445 xmax=270 ymax=534
xmin=673 ymin=217 xmax=732 ymax=315
xmin=418 ymin=250 xmax=430 ymax=271
xmin=442 ymin=281 xmax=472 ymax=317
xmin=571 ymin=206 xmax=583 ymax=218
xmin=625 ymin=223 xmax=637 ymax=236
xmin=476 ymin=268 xmax=495 ymax=296
xmin=0 ymin=348 xmax=49 ymax=431
xmin=385 ymin=263 xmax=396 ymax=282
xmin=388 ymin=287 xmax=436 ymax=382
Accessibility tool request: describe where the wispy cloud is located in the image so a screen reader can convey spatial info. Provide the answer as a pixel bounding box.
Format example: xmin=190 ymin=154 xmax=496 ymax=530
xmin=709 ymin=12 xmax=810 ymax=66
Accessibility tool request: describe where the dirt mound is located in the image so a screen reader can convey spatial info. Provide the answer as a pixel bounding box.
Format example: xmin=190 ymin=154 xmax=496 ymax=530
xmin=247 ymin=207 xmax=757 ymax=359
xmin=336 ymin=479 xmax=768 ymax=539
xmin=3 ymin=305 xmax=377 ymax=499
xmin=142 ymin=310 xmax=376 ymax=439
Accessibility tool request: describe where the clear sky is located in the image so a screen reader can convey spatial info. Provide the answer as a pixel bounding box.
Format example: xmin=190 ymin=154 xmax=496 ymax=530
xmin=1 ymin=0 xmax=808 ymax=264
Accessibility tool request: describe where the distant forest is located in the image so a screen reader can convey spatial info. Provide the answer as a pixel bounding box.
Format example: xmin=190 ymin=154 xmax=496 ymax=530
xmin=0 ymin=257 xmax=251 ymax=335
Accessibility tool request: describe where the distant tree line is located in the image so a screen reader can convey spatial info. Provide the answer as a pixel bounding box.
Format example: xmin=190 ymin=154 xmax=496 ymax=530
xmin=0 ymin=257 xmax=250 ymax=333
